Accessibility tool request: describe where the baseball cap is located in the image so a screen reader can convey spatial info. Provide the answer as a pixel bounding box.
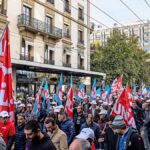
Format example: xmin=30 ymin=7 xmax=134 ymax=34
xmin=99 ymin=109 xmax=107 ymax=115
xmin=19 ymin=103 xmax=25 ymax=107
xmin=90 ymin=101 xmax=97 ymax=105
xmin=76 ymin=128 xmax=94 ymax=140
xmin=112 ymin=116 xmax=126 ymax=129
xmin=76 ymin=128 xmax=95 ymax=141
xmin=0 ymin=111 xmax=9 ymax=118
xmin=27 ymin=103 xmax=32 ymax=107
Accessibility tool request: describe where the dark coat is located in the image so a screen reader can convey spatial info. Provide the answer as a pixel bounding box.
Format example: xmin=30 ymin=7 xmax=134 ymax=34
xmin=15 ymin=124 xmax=26 ymax=150
xmin=26 ymin=133 xmax=56 ymax=150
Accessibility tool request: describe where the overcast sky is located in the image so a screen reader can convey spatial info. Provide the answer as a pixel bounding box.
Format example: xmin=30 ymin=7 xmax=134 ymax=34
xmin=91 ymin=0 xmax=150 ymax=28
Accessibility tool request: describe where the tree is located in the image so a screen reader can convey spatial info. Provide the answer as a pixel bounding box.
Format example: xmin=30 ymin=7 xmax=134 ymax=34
xmin=91 ymin=29 xmax=150 ymax=85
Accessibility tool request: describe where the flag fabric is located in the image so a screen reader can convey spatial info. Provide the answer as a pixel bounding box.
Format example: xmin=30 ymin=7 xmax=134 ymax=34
xmin=42 ymin=81 xmax=49 ymax=109
xmin=111 ymin=75 xmax=123 ymax=97
xmin=0 ymin=26 xmax=14 ymax=121
xmin=90 ymin=79 xmax=97 ymax=101
xmin=77 ymin=83 xmax=85 ymax=99
xmin=111 ymin=88 xmax=136 ymax=128
xmin=33 ymin=81 xmax=44 ymax=114
xmin=126 ymin=85 xmax=134 ymax=103
xmin=96 ymin=88 xmax=101 ymax=96
xmin=65 ymin=76 xmax=73 ymax=120
xmin=54 ymin=74 xmax=63 ymax=105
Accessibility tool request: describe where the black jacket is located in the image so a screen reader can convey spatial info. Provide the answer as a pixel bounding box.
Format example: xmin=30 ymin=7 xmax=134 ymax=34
xmin=26 ymin=133 xmax=56 ymax=150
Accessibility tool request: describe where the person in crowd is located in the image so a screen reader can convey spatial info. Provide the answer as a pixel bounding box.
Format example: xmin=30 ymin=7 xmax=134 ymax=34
xmin=98 ymin=109 xmax=108 ymax=150
xmin=105 ymin=115 xmax=118 ymax=150
xmin=58 ymin=112 xmax=75 ymax=145
xmin=80 ymin=113 xmax=100 ymax=149
xmin=0 ymin=111 xmax=15 ymax=150
xmin=25 ymin=103 xmax=37 ymax=123
xmin=24 ymin=120 xmax=56 ymax=150
xmin=89 ymin=101 xmax=100 ymax=123
xmin=112 ymin=115 xmax=145 ymax=150
xmin=0 ymin=135 xmax=6 ymax=150
xmin=14 ymin=113 xmax=26 ymax=150
xmin=73 ymin=105 xmax=85 ymax=135
xmin=82 ymin=96 xmax=91 ymax=113
xmin=131 ymin=101 xmax=145 ymax=132
xmin=76 ymin=128 xmax=96 ymax=150
xmin=69 ymin=139 xmax=91 ymax=150
xmin=44 ymin=117 xmax=68 ymax=150
xmin=17 ymin=103 xmax=26 ymax=114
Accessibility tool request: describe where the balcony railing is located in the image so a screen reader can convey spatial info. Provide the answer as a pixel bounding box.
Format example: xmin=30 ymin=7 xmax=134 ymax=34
xmin=63 ymin=63 xmax=71 ymax=68
xmin=78 ymin=40 xmax=84 ymax=45
xmin=64 ymin=6 xmax=71 ymax=13
xmin=0 ymin=5 xmax=7 ymax=15
xmin=44 ymin=59 xmax=55 ymax=65
xmin=63 ymin=32 xmax=71 ymax=39
xmin=47 ymin=0 xmax=54 ymax=4
xmin=78 ymin=65 xmax=84 ymax=70
xmin=18 ymin=14 xmax=62 ymax=39
xmin=20 ymin=54 xmax=34 ymax=61
xmin=78 ymin=15 xmax=84 ymax=21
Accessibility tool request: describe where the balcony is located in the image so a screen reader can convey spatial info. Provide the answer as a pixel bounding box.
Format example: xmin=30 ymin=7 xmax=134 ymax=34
xmin=18 ymin=14 xmax=62 ymax=39
xmin=63 ymin=63 xmax=71 ymax=68
xmin=78 ymin=15 xmax=84 ymax=21
xmin=47 ymin=0 xmax=54 ymax=4
xmin=20 ymin=54 xmax=34 ymax=61
xmin=78 ymin=40 xmax=84 ymax=45
xmin=44 ymin=59 xmax=55 ymax=65
xmin=63 ymin=32 xmax=71 ymax=39
xmin=64 ymin=6 xmax=71 ymax=13
xmin=78 ymin=65 xmax=84 ymax=70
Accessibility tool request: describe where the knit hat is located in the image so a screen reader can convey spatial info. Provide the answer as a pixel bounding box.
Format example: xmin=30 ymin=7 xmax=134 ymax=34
xmin=112 ymin=116 xmax=126 ymax=129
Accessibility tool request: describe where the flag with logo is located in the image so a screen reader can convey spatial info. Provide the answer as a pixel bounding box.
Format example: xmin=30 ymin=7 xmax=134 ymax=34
xmin=0 ymin=26 xmax=14 ymax=121
xmin=65 ymin=76 xmax=73 ymax=119
xmin=111 ymin=88 xmax=136 ymax=128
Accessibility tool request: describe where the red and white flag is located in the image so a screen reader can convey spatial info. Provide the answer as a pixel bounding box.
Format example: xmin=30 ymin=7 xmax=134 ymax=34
xmin=111 ymin=75 xmax=123 ymax=97
xmin=111 ymin=88 xmax=136 ymax=128
xmin=126 ymin=85 xmax=135 ymax=103
xmin=0 ymin=26 xmax=14 ymax=121
xmin=65 ymin=87 xmax=74 ymax=120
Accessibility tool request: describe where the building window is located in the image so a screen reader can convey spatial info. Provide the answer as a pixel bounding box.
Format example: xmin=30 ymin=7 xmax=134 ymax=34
xmin=44 ymin=45 xmax=54 ymax=64
xmin=0 ymin=0 xmax=7 ymax=15
xmin=64 ymin=0 xmax=70 ymax=13
xmin=80 ymin=58 xmax=84 ymax=66
xmin=66 ymin=54 xmax=71 ymax=64
xmin=64 ymin=24 xmax=70 ymax=38
xmin=23 ymin=5 xmax=31 ymax=17
xmin=21 ymin=39 xmax=33 ymax=61
xmin=47 ymin=0 xmax=54 ymax=4
xmin=78 ymin=7 xmax=84 ymax=20
xmin=78 ymin=30 xmax=84 ymax=44
xmin=45 ymin=16 xmax=53 ymax=33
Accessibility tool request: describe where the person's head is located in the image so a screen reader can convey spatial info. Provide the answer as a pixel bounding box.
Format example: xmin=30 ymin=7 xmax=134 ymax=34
xmin=26 ymin=103 xmax=33 ymax=112
xmin=58 ymin=112 xmax=67 ymax=122
xmin=77 ymin=105 xmax=82 ymax=114
xmin=69 ymin=139 xmax=91 ymax=150
xmin=131 ymin=101 xmax=138 ymax=109
xmin=24 ymin=120 xmax=41 ymax=143
xmin=44 ymin=118 xmax=57 ymax=133
xmin=0 ymin=111 xmax=9 ymax=124
xmin=107 ymin=115 xmax=115 ymax=126
xmin=17 ymin=113 xmax=25 ymax=126
xmin=99 ymin=109 xmax=107 ymax=120
xmin=86 ymin=114 xmax=93 ymax=125
xmin=91 ymin=101 xmax=97 ymax=108
xmin=112 ymin=116 xmax=127 ymax=135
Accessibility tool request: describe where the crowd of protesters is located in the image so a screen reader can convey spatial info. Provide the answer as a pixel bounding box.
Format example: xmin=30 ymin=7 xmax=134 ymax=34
xmin=0 ymin=93 xmax=150 ymax=150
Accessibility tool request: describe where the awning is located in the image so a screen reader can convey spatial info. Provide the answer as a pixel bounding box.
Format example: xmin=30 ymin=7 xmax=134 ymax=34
xmin=11 ymin=58 xmax=106 ymax=78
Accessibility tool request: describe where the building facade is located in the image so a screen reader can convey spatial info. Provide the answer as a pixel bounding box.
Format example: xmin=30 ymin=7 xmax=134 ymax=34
xmin=91 ymin=21 xmax=150 ymax=52
xmin=0 ymin=0 xmax=105 ymax=96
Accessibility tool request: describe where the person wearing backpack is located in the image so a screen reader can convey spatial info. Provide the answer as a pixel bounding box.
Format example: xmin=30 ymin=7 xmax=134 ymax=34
xmin=111 ymin=116 xmax=145 ymax=150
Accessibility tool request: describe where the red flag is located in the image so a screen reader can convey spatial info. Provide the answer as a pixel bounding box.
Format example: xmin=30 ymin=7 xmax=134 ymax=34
xmin=111 ymin=88 xmax=136 ymax=128
xmin=0 ymin=26 xmax=14 ymax=121
xmin=126 ymin=85 xmax=135 ymax=103
xmin=111 ymin=75 xmax=123 ymax=97
xmin=65 ymin=87 xmax=74 ymax=120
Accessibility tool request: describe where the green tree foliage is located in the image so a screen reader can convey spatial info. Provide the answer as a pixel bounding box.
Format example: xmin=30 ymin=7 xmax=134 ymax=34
xmin=91 ymin=29 xmax=150 ymax=85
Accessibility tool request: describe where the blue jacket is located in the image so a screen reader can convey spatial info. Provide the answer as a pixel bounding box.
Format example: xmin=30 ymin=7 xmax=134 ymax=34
xmin=15 ymin=124 xmax=26 ymax=150
xmin=60 ymin=118 xmax=75 ymax=145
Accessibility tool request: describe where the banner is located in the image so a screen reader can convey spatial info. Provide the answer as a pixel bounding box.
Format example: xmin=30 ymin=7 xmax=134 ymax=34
xmin=0 ymin=26 xmax=14 ymax=121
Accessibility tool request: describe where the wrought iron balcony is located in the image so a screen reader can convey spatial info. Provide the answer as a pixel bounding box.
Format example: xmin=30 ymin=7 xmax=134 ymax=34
xmin=63 ymin=63 xmax=71 ymax=68
xmin=64 ymin=6 xmax=71 ymax=13
xmin=78 ymin=15 xmax=84 ymax=21
xmin=63 ymin=32 xmax=71 ymax=39
xmin=78 ymin=65 xmax=84 ymax=70
xmin=47 ymin=0 xmax=54 ymax=4
xmin=18 ymin=14 xmax=62 ymax=39
xmin=44 ymin=59 xmax=55 ymax=65
xmin=20 ymin=54 xmax=34 ymax=61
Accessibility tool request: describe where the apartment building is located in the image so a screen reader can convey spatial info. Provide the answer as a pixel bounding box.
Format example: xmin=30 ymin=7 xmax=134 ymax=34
xmin=91 ymin=21 xmax=150 ymax=52
xmin=0 ymin=0 xmax=105 ymax=96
